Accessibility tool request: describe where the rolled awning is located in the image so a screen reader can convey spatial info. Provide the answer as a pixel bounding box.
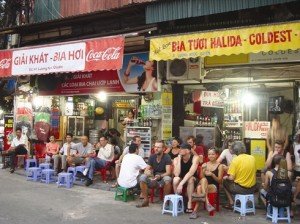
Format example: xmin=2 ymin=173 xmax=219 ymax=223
xmin=149 ymin=21 xmax=300 ymax=61
xmin=0 ymin=36 xmax=124 ymax=77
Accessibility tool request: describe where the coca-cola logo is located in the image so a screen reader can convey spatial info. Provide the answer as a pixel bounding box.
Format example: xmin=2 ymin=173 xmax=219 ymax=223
xmin=86 ymin=47 xmax=121 ymax=62
xmin=0 ymin=58 xmax=11 ymax=69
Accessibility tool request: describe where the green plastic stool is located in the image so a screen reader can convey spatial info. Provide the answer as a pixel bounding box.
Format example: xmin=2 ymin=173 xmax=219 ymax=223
xmin=115 ymin=186 xmax=135 ymax=202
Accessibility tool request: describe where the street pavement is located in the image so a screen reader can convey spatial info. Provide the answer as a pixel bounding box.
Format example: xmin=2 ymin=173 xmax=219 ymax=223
xmin=0 ymin=169 xmax=299 ymax=224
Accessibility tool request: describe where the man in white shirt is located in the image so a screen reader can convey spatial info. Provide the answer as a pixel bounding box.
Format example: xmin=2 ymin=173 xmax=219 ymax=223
xmin=111 ymin=135 xmax=144 ymax=187
xmin=118 ymin=143 xmax=147 ymax=188
xmin=53 ymin=133 xmax=76 ymax=173
xmin=3 ymin=127 xmax=28 ymax=173
xmin=77 ymin=136 xmax=114 ymax=186
xmin=217 ymin=139 xmax=235 ymax=171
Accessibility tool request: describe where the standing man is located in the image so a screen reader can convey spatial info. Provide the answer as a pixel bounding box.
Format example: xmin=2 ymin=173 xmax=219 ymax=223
xmin=117 ymin=143 xmax=147 ymax=188
xmin=78 ymin=136 xmax=114 ymax=186
xmin=137 ymin=140 xmax=172 ymax=208
xmin=67 ymin=135 xmax=93 ymax=166
xmin=53 ymin=133 xmax=76 ymax=174
xmin=3 ymin=127 xmax=29 ymax=173
xmin=222 ymin=141 xmax=257 ymax=209
xmin=173 ymin=143 xmax=200 ymax=213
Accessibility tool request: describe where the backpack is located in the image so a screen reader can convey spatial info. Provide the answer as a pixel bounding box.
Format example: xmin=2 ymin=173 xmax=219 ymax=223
xmin=267 ymin=177 xmax=292 ymax=207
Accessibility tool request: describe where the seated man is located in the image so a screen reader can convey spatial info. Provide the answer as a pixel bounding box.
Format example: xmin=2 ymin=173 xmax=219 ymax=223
xmin=2 ymin=127 xmax=29 ymax=173
xmin=173 ymin=143 xmax=200 ymax=213
xmin=118 ymin=143 xmax=147 ymax=188
xmin=263 ymin=140 xmax=292 ymax=181
xmin=217 ymin=139 xmax=235 ymax=171
xmin=78 ymin=136 xmax=114 ymax=186
xmin=187 ymin=136 xmax=204 ymax=162
xmin=53 ymin=133 xmax=76 ymax=173
xmin=67 ymin=135 xmax=93 ymax=166
xmin=137 ymin=140 xmax=172 ymax=208
xmin=223 ymin=141 xmax=257 ymax=209
xmin=112 ymin=135 xmax=144 ymax=187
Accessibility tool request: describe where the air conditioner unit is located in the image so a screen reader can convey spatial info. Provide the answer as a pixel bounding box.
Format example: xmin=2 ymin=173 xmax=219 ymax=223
xmin=166 ymin=58 xmax=204 ymax=81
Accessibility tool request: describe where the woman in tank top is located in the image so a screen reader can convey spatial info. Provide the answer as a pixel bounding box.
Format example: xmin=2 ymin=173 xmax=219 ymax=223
xmin=165 ymin=137 xmax=181 ymax=160
xmin=189 ymin=148 xmax=223 ymax=219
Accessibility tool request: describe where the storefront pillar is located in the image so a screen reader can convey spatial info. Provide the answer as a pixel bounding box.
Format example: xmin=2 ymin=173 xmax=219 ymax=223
xmin=172 ymin=84 xmax=184 ymax=137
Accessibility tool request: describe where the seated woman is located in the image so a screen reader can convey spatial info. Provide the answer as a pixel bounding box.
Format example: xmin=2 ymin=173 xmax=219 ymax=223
xmin=45 ymin=135 xmax=60 ymax=163
xmin=164 ymin=137 xmax=181 ymax=160
xmin=189 ymin=148 xmax=223 ymax=219
xmin=260 ymin=154 xmax=284 ymax=206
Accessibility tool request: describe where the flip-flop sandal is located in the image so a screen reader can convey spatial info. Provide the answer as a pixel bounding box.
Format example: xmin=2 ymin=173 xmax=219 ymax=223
xmin=189 ymin=211 xmax=198 ymax=219
xmin=185 ymin=208 xmax=194 ymax=213
xmin=223 ymin=204 xmax=233 ymax=210
xmin=192 ymin=193 xmax=205 ymax=198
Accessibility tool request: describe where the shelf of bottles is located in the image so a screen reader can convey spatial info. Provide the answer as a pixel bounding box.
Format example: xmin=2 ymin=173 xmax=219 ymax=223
xmin=194 ymin=114 xmax=218 ymax=127
xmin=223 ymin=100 xmax=243 ymax=128
xmin=137 ymin=104 xmax=162 ymax=128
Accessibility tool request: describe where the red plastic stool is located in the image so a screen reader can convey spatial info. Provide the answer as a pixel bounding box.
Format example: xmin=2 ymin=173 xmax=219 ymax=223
xmin=203 ymin=192 xmax=219 ymax=216
xmin=149 ymin=186 xmax=164 ymax=203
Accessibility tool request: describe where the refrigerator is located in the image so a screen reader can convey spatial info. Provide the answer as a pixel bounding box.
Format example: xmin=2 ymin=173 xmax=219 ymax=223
xmin=180 ymin=126 xmax=220 ymax=149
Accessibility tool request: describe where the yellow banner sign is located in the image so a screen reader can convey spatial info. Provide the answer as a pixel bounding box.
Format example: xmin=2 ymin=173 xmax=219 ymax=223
xmin=150 ymin=22 xmax=300 ymax=61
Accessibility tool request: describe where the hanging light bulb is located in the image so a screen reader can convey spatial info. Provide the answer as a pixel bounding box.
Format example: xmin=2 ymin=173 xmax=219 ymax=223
xmin=242 ymin=90 xmax=256 ymax=107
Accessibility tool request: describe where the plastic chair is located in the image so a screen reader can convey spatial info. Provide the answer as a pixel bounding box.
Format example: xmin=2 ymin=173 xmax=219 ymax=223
xmin=26 ymin=167 xmax=42 ymax=181
xmin=115 ymin=186 xmax=135 ymax=202
xmin=39 ymin=163 xmax=51 ymax=170
xmin=57 ymin=172 xmax=73 ymax=188
xmin=266 ymin=204 xmax=291 ymax=223
xmin=41 ymin=169 xmax=56 ymax=184
xmin=162 ymin=194 xmax=184 ymax=217
xmin=233 ymin=194 xmax=255 ymax=216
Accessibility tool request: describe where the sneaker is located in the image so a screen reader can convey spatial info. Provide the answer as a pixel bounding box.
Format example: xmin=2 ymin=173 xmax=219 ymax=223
xmin=9 ymin=168 xmax=15 ymax=174
xmin=85 ymin=178 xmax=93 ymax=187
xmin=189 ymin=211 xmax=198 ymax=219
xmin=76 ymin=171 xmax=88 ymax=180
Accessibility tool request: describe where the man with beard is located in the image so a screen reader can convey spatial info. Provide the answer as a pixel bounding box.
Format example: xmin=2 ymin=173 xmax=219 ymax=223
xmin=136 ymin=140 xmax=172 ymax=208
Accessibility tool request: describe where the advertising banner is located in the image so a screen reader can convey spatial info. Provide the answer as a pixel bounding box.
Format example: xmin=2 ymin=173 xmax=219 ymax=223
xmin=118 ymin=52 xmax=160 ymax=93
xmin=3 ymin=114 xmax=13 ymax=151
xmin=150 ymin=22 xmax=300 ymax=61
xmin=0 ymin=36 xmax=124 ymax=77
xmin=250 ymin=139 xmax=267 ymax=170
xmin=244 ymin=121 xmax=270 ymax=139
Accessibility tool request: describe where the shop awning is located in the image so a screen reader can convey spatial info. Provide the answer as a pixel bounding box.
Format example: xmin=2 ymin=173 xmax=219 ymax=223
xmin=149 ymin=21 xmax=300 ymax=61
xmin=0 ymin=36 xmax=124 ymax=77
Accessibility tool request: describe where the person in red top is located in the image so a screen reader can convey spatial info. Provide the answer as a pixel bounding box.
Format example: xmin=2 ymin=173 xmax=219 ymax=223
xmin=187 ymin=136 xmax=204 ymax=164
xmin=45 ymin=135 xmax=60 ymax=163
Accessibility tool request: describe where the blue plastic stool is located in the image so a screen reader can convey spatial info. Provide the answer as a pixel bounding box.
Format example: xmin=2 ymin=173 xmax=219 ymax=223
xmin=25 ymin=158 xmax=37 ymax=171
xmin=41 ymin=169 xmax=56 ymax=184
xmin=67 ymin=166 xmax=76 ymax=178
xmin=162 ymin=194 xmax=184 ymax=217
xmin=26 ymin=167 xmax=42 ymax=181
xmin=39 ymin=163 xmax=51 ymax=170
xmin=266 ymin=204 xmax=291 ymax=223
xmin=57 ymin=172 xmax=73 ymax=188
xmin=75 ymin=165 xmax=86 ymax=182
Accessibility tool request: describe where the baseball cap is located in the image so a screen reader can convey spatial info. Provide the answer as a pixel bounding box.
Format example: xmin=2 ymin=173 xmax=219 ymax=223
xmin=180 ymin=143 xmax=191 ymax=150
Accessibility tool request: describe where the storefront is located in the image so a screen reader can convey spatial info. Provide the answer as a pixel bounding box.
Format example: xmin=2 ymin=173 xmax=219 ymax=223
xmin=0 ymin=36 xmax=172 ymax=157
xmin=150 ymin=21 xmax=300 ymax=169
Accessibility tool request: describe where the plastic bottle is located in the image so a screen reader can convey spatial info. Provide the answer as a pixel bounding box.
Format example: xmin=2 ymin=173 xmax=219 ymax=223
xmin=212 ymin=113 xmax=218 ymax=126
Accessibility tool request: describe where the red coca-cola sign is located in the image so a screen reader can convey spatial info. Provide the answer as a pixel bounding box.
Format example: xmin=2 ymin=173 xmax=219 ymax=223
xmin=0 ymin=36 xmax=124 ymax=77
